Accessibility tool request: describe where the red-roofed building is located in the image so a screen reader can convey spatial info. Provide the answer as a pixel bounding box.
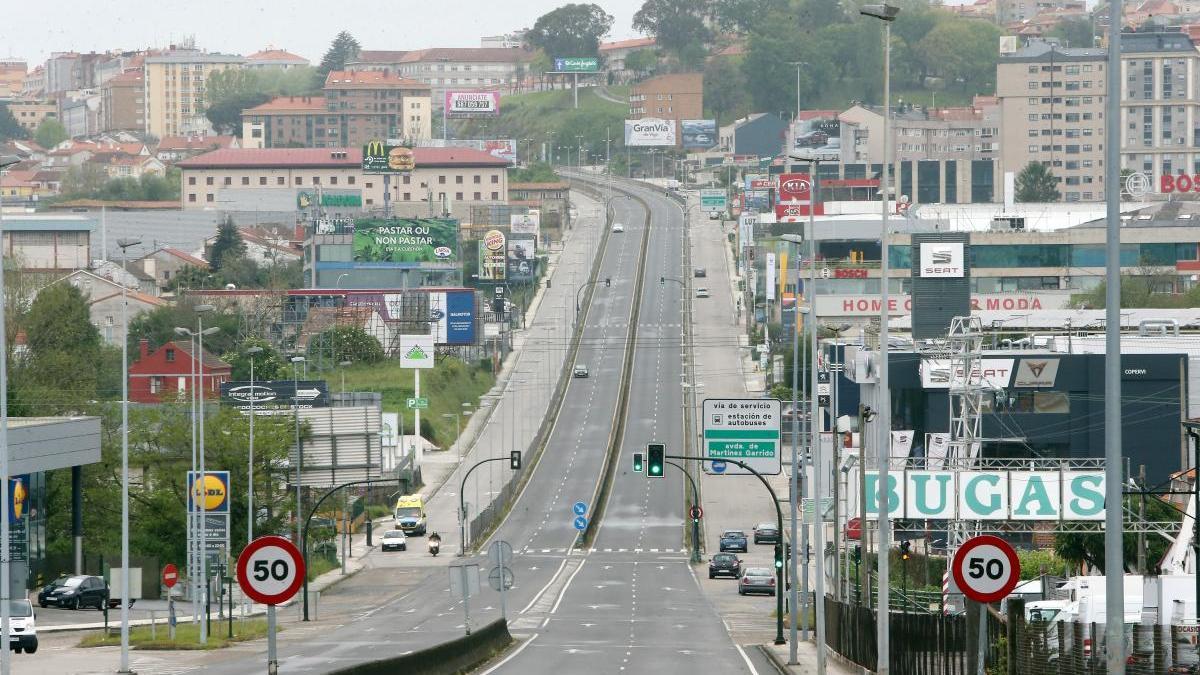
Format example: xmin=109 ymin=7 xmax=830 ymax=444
xmin=629 ymin=73 xmax=704 ymax=147
xmin=155 ymin=134 xmax=239 ymax=162
xmin=245 ymin=48 xmax=310 ymax=70
xmin=600 ymin=37 xmax=658 ymax=83
xmin=348 ymin=47 xmax=537 ymax=99
xmin=130 ymin=246 xmax=209 ymax=294
xmin=129 ymin=339 xmax=232 ymax=403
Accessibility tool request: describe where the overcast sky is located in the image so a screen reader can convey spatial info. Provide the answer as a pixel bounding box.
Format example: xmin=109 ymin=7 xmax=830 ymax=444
xmin=3 ymin=0 xmax=648 ymax=66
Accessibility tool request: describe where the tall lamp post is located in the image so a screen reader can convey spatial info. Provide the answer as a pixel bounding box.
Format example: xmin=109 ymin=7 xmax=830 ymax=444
xmin=245 ymin=346 xmax=263 ymax=545
xmin=116 ymin=237 xmax=141 ymax=672
xmin=291 ymin=356 xmax=306 ymax=550
xmin=0 ymin=154 xmax=22 ymax=675
xmin=781 ymin=232 xmax=809 ymax=661
xmin=860 ymin=5 xmax=900 ymax=673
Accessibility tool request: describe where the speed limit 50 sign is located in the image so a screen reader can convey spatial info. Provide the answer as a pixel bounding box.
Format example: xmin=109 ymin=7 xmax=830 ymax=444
xmin=237 ymin=535 xmax=306 ymax=606
xmin=951 ymin=535 xmax=1021 ymax=604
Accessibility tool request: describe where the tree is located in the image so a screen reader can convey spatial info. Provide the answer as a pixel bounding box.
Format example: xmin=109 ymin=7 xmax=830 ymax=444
xmin=1054 ymin=495 xmax=1177 ymax=574
xmin=624 ymin=48 xmax=660 ymax=79
xmin=317 ymin=31 xmax=362 ymax=82
xmin=17 ymin=282 xmax=103 ymax=412
xmin=704 ymin=56 xmax=748 ymax=124
xmin=59 ymin=163 xmax=109 ymax=198
xmin=127 ymin=303 xmax=240 ymax=357
xmin=1048 ymin=17 xmax=1096 ymax=48
xmin=222 ymin=337 xmax=287 ymax=382
xmin=526 ymin=4 xmax=615 ymax=60
xmin=713 ymin=0 xmax=789 ymax=32
xmin=0 ymin=104 xmax=27 ymax=142
xmin=33 ymin=118 xmax=67 ymax=149
xmin=309 ymin=326 xmax=385 ymax=364
xmin=209 ymin=216 xmax=246 ymax=272
xmin=1015 ymin=162 xmax=1061 ymax=202
xmin=914 ymin=19 xmax=1001 ymax=92
xmin=633 ymin=0 xmax=714 ymax=62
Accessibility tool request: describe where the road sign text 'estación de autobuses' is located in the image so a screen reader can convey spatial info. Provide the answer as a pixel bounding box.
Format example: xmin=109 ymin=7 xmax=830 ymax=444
xmin=864 ymin=470 xmax=1105 ymax=521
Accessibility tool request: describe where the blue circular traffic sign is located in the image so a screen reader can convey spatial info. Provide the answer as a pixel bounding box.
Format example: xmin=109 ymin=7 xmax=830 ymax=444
xmin=572 ymin=501 xmax=588 ymax=516
xmin=710 ymin=460 xmax=727 ymax=474
xmin=573 ymin=516 xmax=588 ymax=531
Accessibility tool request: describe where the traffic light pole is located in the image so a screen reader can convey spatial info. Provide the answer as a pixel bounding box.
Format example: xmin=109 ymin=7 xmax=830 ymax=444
xmin=666 ymin=454 xmax=786 ymax=645
xmin=664 ymin=460 xmax=702 ymax=564
xmin=458 ymin=454 xmax=523 ymax=557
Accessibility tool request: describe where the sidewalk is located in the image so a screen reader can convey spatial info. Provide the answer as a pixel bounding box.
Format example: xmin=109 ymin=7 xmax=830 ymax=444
xmin=763 ymin=639 xmax=864 ymax=674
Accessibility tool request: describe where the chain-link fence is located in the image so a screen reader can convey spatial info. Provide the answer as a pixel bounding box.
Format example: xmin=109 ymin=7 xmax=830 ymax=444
xmin=1013 ymin=616 xmax=1199 ymax=675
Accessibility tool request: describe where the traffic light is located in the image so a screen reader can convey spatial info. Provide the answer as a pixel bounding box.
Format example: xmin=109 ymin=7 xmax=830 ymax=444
xmin=853 ymin=545 xmax=862 ymax=564
xmin=632 ymin=452 xmax=644 ymax=473
xmin=774 ymin=544 xmax=784 ymax=570
xmin=647 ymin=443 xmax=664 ymax=478
xmin=604 ymin=277 xmax=612 ymax=287
xmin=510 ymin=451 xmax=522 ymax=470
xmin=899 ymin=539 xmax=911 ymax=561
xmin=659 ymin=276 xmax=665 ymax=286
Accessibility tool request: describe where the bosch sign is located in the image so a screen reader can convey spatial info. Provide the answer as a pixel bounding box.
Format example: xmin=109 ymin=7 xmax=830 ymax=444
xmin=1160 ymin=174 xmax=1200 ymax=193
xmin=834 ymin=269 xmax=867 ymax=279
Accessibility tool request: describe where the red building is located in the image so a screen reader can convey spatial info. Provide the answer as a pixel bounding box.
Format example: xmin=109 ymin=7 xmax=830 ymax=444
xmin=128 ymin=339 xmax=232 ymax=404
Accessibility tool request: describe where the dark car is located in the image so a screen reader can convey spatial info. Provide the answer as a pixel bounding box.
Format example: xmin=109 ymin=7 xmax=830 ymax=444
xmin=37 ymin=575 xmax=108 ymax=610
xmin=753 ymin=522 xmax=780 ymax=544
xmin=693 ymin=267 xmax=707 ymax=278
xmin=739 ymin=567 xmax=777 ymax=596
xmin=719 ymin=530 xmax=748 ymax=553
xmin=708 ymin=553 xmax=742 ymax=579
xmin=381 ymin=529 xmax=407 ymax=552
xmin=795 ymin=131 xmax=829 ymax=148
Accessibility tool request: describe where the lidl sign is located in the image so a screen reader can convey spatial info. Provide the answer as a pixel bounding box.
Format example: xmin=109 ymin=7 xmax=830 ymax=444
xmin=187 ymin=471 xmax=231 ymax=514
xmin=864 ymin=470 xmax=1105 ymax=521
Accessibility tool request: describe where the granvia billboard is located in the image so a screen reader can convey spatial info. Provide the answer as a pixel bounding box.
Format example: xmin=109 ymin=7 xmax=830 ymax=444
xmin=444 ymin=91 xmax=500 ymax=118
xmin=681 ymin=119 xmax=717 ymax=150
xmin=352 ymin=218 xmax=459 ymax=267
xmin=624 ymin=118 xmax=676 ymax=147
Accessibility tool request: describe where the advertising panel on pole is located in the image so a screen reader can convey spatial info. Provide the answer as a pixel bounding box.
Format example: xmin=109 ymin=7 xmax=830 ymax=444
xmin=397 ymin=334 xmax=436 ymax=369
xmin=362 ymin=141 xmax=415 ymax=174
xmin=792 ymin=113 xmax=843 ymax=161
xmin=352 ymin=218 xmax=459 ymax=267
xmin=509 ymin=212 xmax=540 ymax=237
xmin=444 ymin=91 xmax=500 ymax=118
xmin=7 ymin=475 xmax=28 ymax=562
xmin=765 ymin=252 xmax=777 ymax=301
xmin=221 ymin=380 xmax=331 ymax=412
xmin=918 ymin=241 xmax=965 ymax=278
xmin=477 ymin=229 xmax=506 ymax=282
xmin=553 ymin=57 xmax=599 ymax=72
xmin=484 ymin=139 xmax=517 ymax=165
xmin=624 ymin=118 xmax=677 ymax=147
xmin=778 ymin=173 xmax=814 ymax=202
xmin=702 ymin=398 xmax=782 ymax=475
xmin=700 ymin=189 xmax=727 ymax=211
xmin=738 ymin=214 xmax=755 ymax=248
xmin=863 ymin=469 xmax=1105 ymax=520
xmin=347 ymin=289 xmax=477 ymax=346
xmin=681 ymin=119 xmax=717 ymax=150
xmin=507 ymin=237 xmax=537 ymax=281
xmin=431 ymin=290 xmax=476 ymax=345
xmin=744 ymin=190 xmax=770 ymax=212
xmin=187 ymin=471 xmax=231 ymax=514
xmin=744 ymin=175 xmax=775 ymax=191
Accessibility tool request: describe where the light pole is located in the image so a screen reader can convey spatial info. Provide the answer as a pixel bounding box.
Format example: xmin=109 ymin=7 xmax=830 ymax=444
xmin=780 ymin=232 xmax=806 ymax=655
xmin=291 ymin=356 xmax=305 ymax=551
xmin=860 ymin=5 xmax=899 ymax=673
xmin=116 ymin=236 xmax=140 ymax=672
xmin=0 ymin=154 xmax=20 ymax=675
xmin=245 ymin=346 xmax=263 ymax=545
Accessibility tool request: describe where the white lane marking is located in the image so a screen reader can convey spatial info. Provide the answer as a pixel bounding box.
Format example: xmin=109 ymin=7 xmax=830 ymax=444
xmin=478 ymin=633 xmax=541 ymax=675
xmin=734 ymin=645 xmax=759 ymax=675
xmin=519 ymin=557 xmax=568 ymax=615
xmin=550 ymin=557 xmax=589 ymax=615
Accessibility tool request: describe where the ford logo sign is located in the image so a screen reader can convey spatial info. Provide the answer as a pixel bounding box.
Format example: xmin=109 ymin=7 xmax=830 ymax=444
xmin=434 ymin=246 xmax=452 ymax=258
xmin=429 ymin=309 xmax=445 ymax=321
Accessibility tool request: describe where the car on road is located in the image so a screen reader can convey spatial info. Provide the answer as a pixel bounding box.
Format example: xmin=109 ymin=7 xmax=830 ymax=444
xmin=739 ymin=567 xmax=777 ymax=596
xmin=8 ymin=600 xmax=35 ymax=653
xmin=753 ymin=522 xmax=780 ymax=544
xmin=381 ymin=529 xmax=408 ymax=552
xmin=693 ymin=267 xmax=706 ymax=278
xmin=611 ymin=223 xmax=625 ymax=233
xmin=37 ymin=575 xmax=108 ymax=610
xmin=708 ymin=212 xmax=721 ymax=220
xmin=708 ymin=553 xmax=743 ymax=579
xmin=719 ymin=529 xmax=748 ymax=553
xmin=574 ymin=364 xmax=589 ymax=378
xmin=695 ymin=288 xmax=710 ymax=298
xmin=394 ymin=494 xmax=428 ymax=536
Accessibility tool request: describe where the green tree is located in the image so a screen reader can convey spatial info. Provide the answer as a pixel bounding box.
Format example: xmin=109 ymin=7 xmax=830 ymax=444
xmin=713 ymin=0 xmax=789 ymax=32
xmin=33 ymin=118 xmax=67 ymax=149
xmin=526 ymin=4 xmax=615 ymax=60
xmin=740 ymin=12 xmax=831 ymax=113
xmin=0 ymin=104 xmax=27 ymax=141
xmin=914 ymin=19 xmax=1001 ymax=92
xmin=1054 ymin=495 xmax=1177 ymax=574
xmin=1048 ymin=17 xmax=1096 ymax=48
xmin=624 ymin=48 xmax=660 ymax=79
xmin=633 ymin=0 xmax=714 ymax=63
xmin=317 ymin=31 xmax=362 ymax=82
xmin=508 ymin=161 xmax=560 ymax=183
xmin=17 ymin=282 xmax=102 ymax=412
xmin=204 ymin=71 xmax=270 ymax=136
xmin=127 ymin=302 xmax=241 ymax=357
xmin=703 ymin=55 xmax=748 ymax=124
xmin=1015 ymin=162 xmax=1061 ymax=202
xmin=209 ymin=216 xmax=247 ymax=272
xmin=309 ymin=326 xmax=385 ymax=364
xmin=222 ymin=337 xmax=288 ymax=382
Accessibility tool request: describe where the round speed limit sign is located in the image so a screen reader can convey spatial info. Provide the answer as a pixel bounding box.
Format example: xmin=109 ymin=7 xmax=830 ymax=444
xmin=951 ymin=535 xmax=1021 ymax=604
xmin=237 ymin=535 xmax=306 ymax=606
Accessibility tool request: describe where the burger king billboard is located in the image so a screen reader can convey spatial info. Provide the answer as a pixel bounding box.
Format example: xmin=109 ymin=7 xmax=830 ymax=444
xmin=478 ymin=229 xmax=507 ymax=281
xmin=352 ymin=217 xmax=460 ymax=266
xmin=624 ymin=118 xmax=676 ymax=147
xmin=362 ymin=141 xmax=415 ymax=174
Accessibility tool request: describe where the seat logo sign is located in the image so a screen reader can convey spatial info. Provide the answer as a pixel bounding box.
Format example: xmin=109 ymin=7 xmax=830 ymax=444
xmin=1013 ymin=358 xmax=1060 ymax=387
xmin=919 ymin=242 xmax=964 ymax=278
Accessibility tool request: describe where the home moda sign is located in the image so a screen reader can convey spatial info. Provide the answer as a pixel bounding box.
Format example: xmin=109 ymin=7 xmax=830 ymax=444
xmin=919 ymin=242 xmax=964 ymax=278
xmin=863 ymin=470 xmax=1105 ymax=520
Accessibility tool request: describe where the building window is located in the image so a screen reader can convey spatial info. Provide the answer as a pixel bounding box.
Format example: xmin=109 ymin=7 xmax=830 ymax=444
xmin=295 ymin=177 xmax=302 ymax=185
xmin=438 ymin=175 xmax=446 ymax=184
xmin=330 ymin=176 xmax=338 ymax=185
xmin=224 ymin=176 xmax=232 ymax=186
xmin=473 ymin=175 xmax=481 ymax=184
xmin=258 ymin=176 xmax=266 ymax=185
xmin=474 ymin=191 xmax=481 ymax=200
xmin=491 ymin=191 xmax=499 ymax=200
xmin=277 ymin=176 xmax=285 ymax=185
xmin=491 ymin=175 xmax=499 ymax=184
xmin=188 ymin=176 xmax=196 ymax=186
xmin=312 ymin=176 xmax=320 ymax=185
xmin=240 ymin=176 xmax=249 ymax=185
xmin=348 ymin=176 xmax=355 ymax=185
xmin=455 ymin=175 xmax=463 ymax=184
xmin=165 ymin=349 xmax=175 ymax=362
xmin=455 ymin=192 xmax=463 ymax=200
xmin=206 ymin=193 xmax=214 ymax=202
xmin=403 ymin=192 xmax=410 ymax=201
xmin=403 ymin=175 xmax=411 ymax=184
xmin=188 ymin=193 xmax=196 ymax=202
xmin=150 ymin=376 xmax=162 ymax=394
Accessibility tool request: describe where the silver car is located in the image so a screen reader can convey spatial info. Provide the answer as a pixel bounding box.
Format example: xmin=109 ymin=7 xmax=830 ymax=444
xmin=738 ymin=567 xmax=777 ymax=596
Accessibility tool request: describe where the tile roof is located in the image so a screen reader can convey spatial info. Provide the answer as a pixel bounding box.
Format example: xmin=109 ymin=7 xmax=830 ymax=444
xmin=397 ymin=47 xmax=538 ymax=64
xmin=177 ymin=146 xmax=509 ymax=169
xmin=243 ymin=96 xmax=326 ymax=113
xmin=158 ymin=247 xmax=208 ymax=267
xmin=168 ymin=340 xmax=232 ymax=370
xmin=156 ymin=134 xmax=238 ymax=151
xmin=353 ymin=50 xmax=411 ymax=63
xmin=324 ymin=70 xmax=428 ymax=88
xmin=246 ymin=48 xmax=308 ymax=63
xmin=600 ymin=37 xmax=657 ymax=52
xmin=51 ymin=199 xmax=179 ymax=210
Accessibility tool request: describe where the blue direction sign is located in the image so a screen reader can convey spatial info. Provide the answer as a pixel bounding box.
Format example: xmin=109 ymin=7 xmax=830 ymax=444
xmin=572 ymin=501 xmax=588 ymax=517
xmin=710 ymin=460 xmax=728 ymax=474
xmin=573 ymin=516 xmax=588 ymax=531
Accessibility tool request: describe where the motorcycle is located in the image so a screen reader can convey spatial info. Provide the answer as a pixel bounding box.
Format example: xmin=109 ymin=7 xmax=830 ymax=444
xmin=428 ymin=533 xmax=441 ymax=557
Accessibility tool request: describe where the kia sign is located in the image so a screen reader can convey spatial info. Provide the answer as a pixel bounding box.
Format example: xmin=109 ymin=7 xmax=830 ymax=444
xmin=624 ymin=118 xmax=676 ymax=147
xmin=919 ymin=242 xmax=965 ymax=278
xmin=778 ymin=173 xmax=813 ymax=202
xmin=221 ymin=380 xmax=331 ymax=412
xmin=444 ymin=91 xmax=499 ymax=118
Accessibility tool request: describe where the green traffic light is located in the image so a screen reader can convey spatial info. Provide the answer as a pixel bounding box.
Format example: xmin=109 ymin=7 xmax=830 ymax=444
xmin=649 ymin=464 xmax=662 ymax=476
xmin=632 ymin=452 xmax=644 ymax=473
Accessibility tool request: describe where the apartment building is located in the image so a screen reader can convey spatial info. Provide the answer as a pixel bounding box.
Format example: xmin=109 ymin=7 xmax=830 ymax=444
xmin=241 ymin=96 xmax=332 ymax=148
xmin=629 ymin=73 xmax=704 ymax=147
xmin=143 ymin=49 xmax=245 ymax=137
xmin=8 ymin=100 xmax=57 ymax=132
xmin=323 ymin=70 xmax=432 ymax=144
xmin=244 ymin=48 xmax=309 ymax=70
xmin=101 ymin=69 xmax=144 ymax=132
xmin=348 ymin=48 xmax=538 ymax=102
xmin=1120 ymin=28 xmax=1200 ymax=182
xmin=997 ymin=39 xmax=1108 ymax=202
xmin=21 ymin=66 xmax=45 ymax=97
xmin=996 ymin=0 xmax=1086 ymax=24
xmin=0 ymin=61 xmax=26 ymax=99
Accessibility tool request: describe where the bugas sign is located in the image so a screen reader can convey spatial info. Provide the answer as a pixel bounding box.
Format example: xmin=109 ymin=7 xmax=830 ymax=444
xmin=919 ymin=242 xmax=965 ymax=278
xmin=864 ymin=470 xmax=1105 ymax=521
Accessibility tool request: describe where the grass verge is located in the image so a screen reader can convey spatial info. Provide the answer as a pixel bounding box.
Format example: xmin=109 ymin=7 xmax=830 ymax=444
xmin=306 ymin=555 xmax=338 ymax=581
xmin=78 ymin=618 xmax=273 ymax=650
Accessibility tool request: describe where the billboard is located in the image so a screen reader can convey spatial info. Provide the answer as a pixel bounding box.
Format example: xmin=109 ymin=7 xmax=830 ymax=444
xmin=778 ymin=173 xmax=813 ymax=202
xmin=344 ymin=290 xmax=476 ymax=345
xmin=507 ymin=237 xmax=537 ymax=281
xmin=397 ymin=334 xmax=436 ymax=369
xmin=444 ymin=91 xmax=500 ymax=118
xmin=744 ymin=190 xmax=770 ymax=211
xmin=484 ymin=139 xmax=517 ymax=165
xmin=624 ymin=118 xmax=676 ymax=147
xmin=187 ymin=470 xmax=231 ymax=514
xmin=352 ymin=218 xmax=459 ymax=267
xmin=297 ymin=190 xmax=362 ymax=209
xmin=510 ymin=212 xmax=540 ymax=237
xmin=432 ymin=290 xmax=476 ymax=345
xmin=681 ymin=119 xmax=717 ymax=150
xmin=362 ymin=141 xmax=415 ymax=174
xmin=554 ymin=57 xmax=599 ymax=72
xmin=477 ymin=229 xmax=506 ymax=282
xmin=792 ymin=113 xmax=842 ymax=162
xmin=221 ymin=380 xmax=331 ymax=412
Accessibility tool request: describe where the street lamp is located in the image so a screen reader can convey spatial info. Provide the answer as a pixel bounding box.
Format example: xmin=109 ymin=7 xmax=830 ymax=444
xmin=0 ymin=154 xmax=21 ymax=675
xmin=245 ymin=346 xmax=263 ymax=545
xmin=780 ymin=232 xmax=809 ymax=655
xmin=860 ymin=5 xmax=899 ymax=674
xmin=116 ymin=236 xmax=140 ymax=671
xmin=290 ymin=356 xmax=305 ymax=553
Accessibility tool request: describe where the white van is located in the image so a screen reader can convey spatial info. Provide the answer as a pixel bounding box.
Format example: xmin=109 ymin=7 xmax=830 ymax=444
xmin=9 ymin=600 xmax=36 ymax=653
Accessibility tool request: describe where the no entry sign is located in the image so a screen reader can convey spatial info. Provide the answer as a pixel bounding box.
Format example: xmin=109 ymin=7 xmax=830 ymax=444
xmin=161 ymin=563 xmax=178 ymax=589
xmin=951 ymin=535 xmax=1020 ymax=604
xmin=237 ymin=535 xmax=306 ymax=606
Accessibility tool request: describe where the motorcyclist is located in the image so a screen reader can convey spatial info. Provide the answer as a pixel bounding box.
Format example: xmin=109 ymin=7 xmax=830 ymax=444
xmin=428 ymin=531 xmax=442 ymax=556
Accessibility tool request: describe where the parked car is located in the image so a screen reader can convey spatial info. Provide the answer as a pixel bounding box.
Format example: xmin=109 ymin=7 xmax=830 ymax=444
xmin=753 ymin=522 xmax=780 ymax=544
xmin=695 ymin=288 xmax=710 ymax=298
xmin=611 ymin=223 xmax=625 ymax=233
xmin=8 ymin=600 xmax=35 ymax=653
xmin=574 ymin=364 xmax=589 ymax=378
xmin=719 ymin=530 xmax=748 ymax=553
xmin=693 ymin=267 xmax=707 ymax=278
xmin=381 ymin=529 xmax=408 ymax=552
xmin=708 ymin=553 xmax=743 ymax=579
xmin=37 ymin=575 xmax=108 ymax=610
xmin=738 ymin=567 xmax=777 ymax=596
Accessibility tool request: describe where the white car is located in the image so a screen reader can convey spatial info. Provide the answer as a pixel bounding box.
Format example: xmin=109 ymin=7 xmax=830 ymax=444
xmin=9 ymin=600 xmax=36 ymax=653
xmin=695 ymin=288 xmax=710 ymax=298
xmin=611 ymin=223 xmax=625 ymax=233
xmin=381 ymin=529 xmax=408 ymax=552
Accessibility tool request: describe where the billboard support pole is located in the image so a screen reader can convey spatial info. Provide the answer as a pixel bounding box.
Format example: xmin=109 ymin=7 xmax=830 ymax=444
xmin=573 ymin=72 xmax=579 ymax=109
xmin=414 ymin=369 xmax=421 ymax=461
